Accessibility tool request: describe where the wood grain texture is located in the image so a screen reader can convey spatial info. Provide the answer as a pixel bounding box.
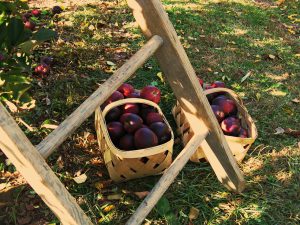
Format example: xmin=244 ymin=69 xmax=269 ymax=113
xmin=126 ymin=133 xmax=208 ymax=225
xmin=37 ymin=35 xmax=163 ymax=159
xmin=0 ymin=103 xmax=93 ymax=225
xmin=128 ymin=0 xmax=245 ymax=193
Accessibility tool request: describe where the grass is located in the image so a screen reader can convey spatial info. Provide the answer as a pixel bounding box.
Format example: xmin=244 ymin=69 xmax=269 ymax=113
xmin=1 ymin=0 xmax=300 ymax=224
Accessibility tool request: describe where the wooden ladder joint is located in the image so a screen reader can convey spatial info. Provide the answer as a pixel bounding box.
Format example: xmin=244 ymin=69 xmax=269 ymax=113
xmin=36 ymin=35 xmax=163 ymax=159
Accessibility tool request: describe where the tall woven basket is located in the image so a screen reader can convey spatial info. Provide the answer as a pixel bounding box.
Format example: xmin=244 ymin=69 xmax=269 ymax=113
xmin=95 ymin=98 xmax=174 ymax=182
xmin=172 ymin=88 xmax=258 ymax=163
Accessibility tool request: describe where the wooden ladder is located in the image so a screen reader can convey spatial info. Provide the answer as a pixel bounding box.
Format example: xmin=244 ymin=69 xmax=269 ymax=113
xmin=0 ymin=0 xmax=245 ymax=224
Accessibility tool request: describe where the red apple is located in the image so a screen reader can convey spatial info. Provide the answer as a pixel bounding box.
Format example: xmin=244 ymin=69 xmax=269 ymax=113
xmin=24 ymin=21 xmax=36 ymax=30
xmin=211 ymin=105 xmax=225 ymax=123
xmin=211 ymin=95 xmax=229 ymax=105
xmin=221 ymin=117 xmax=241 ymax=136
xmin=31 ymin=9 xmax=41 ymax=17
xmin=105 ymin=107 xmax=122 ymax=122
xmin=211 ymin=81 xmax=225 ymax=88
xmin=107 ymin=121 xmax=125 ymax=140
xmin=118 ymin=83 xmax=134 ymax=97
xmin=146 ymin=112 xmax=164 ymax=125
xmin=239 ymin=127 xmax=248 ymax=138
xmin=52 ymin=6 xmax=63 ymax=15
xmin=119 ymin=134 xmax=135 ymax=150
xmin=134 ymin=128 xmax=158 ymax=149
xmin=127 ymin=91 xmax=141 ymax=98
xmin=140 ymin=86 xmax=161 ymax=104
xmin=120 ymin=113 xmax=143 ymax=133
xmin=102 ymin=91 xmax=124 ymax=109
xmin=198 ymin=77 xmax=204 ymax=87
xmin=22 ymin=13 xmax=32 ymax=22
xmin=218 ymin=99 xmax=237 ymax=116
xmin=140 ymin=106 xmax=157 ymax=120
xmin=34 ymin=63 xmax=49 ymax=76
xmin=149 ymin=122 xmax=171 ymax=144
xmin=121 ymin=103 xmax=139 ymax=114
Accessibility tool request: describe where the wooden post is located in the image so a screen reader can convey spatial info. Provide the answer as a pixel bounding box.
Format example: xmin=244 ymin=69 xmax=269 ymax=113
xmin=128 ymin=0 xmax=245 ymax=193
xmin=126 ymin=132 xmax=208 ymax=225
xmin=37 ymin=35 xmax=163 ymax=159
xmin=0 ymin=103 xmax=94 ymax=225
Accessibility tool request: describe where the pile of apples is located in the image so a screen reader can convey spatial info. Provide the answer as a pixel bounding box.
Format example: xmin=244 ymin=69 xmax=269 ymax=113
xmin=198 ymin=78 xmax=249 ymax=138
xmin=102 ymin=84 xmax=172 ymax=150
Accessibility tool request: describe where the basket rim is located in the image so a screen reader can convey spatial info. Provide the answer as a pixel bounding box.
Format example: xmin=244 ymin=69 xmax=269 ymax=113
xmin=96 ymin=98 xmax=174 ymax=158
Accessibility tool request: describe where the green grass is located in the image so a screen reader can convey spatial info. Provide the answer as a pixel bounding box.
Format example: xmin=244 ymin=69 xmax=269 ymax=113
xmin=1 ymin=0 xmax=300 ymax=224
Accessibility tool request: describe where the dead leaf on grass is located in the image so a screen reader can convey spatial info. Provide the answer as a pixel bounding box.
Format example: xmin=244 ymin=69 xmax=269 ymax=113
xmin=292 ymin=98 xmax=300 ymax=103
xmin=107 ymin=194 xmax=122 ymax=200
xmin=103 ymin=204 xmax=115 ymax=212
xmin=274 ymin=127 xmax=285 ymax=134
xmin=73 ymin=173 xmax=87 ymax=184
xmin=41 ymin=124 xmax=58 ymax=129
xmin=285 ymin=128 xmax=300 ymax=137
xmin=133 ymin=191 xmax=149 ymax=199
xmin=95 ymin=180 xmax=113 ymax=190
xmin=298 ymin=142 xmax=300 ymax=149
xmin=156 ymin=72 xmax=165 ymax=83
xmin=189 ymin=207 xmax=200 ymax=220
xmin=241 ymin=71 xmax=252 ymax=83
xmin=3 ymin=100 xmax=18 ymax=113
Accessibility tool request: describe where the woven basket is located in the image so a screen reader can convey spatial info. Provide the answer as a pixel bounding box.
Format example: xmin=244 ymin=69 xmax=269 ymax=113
xmin=95 ymin=98 xmax=174 ymax=182
xmin=172 ymin=88 xmax=257 ymax=163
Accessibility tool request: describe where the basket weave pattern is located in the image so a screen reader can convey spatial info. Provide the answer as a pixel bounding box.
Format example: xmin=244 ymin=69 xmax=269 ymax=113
xmin=172 ymin=88 xmax=257 ymax=163
xmin=95 ymin=98 xmax=173 ymax=182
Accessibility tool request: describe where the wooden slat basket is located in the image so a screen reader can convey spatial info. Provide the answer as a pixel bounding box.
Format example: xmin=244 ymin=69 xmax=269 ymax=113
xmin=95 ymin=98 xmax=174 ymax=182
xmin=172 ymin=88 xmax=258 ymax=163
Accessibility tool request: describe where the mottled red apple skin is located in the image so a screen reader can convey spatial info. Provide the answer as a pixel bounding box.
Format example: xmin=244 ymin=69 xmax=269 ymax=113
xmin=102 ymin=91 xmax=124 ymax=109
xmin=120 ymin=113 xmax=143 ymax=133
xmin=140 ymin=86 xmax=161 ymax=104
xmin=119 ymin=134 xmax=135 ymax=150
xmin=211 ymin=95 xmax=228 ymax=105
xmin=127 ymin=91 xmax=140 ymax=98
xmin=221 ymin=117 xmax=241 ymax=136
xmin=107 ymin=121 xmax=125 ymax=140
xmin=22 ymin=13 xmax=32 ymax=22
xmin=118 ymin=83 xmax=134 ymax=97
xmin=122 ymin=103 xmax=139 ymax=114
xmin=31 ymin=9 xmax=40 ymax=16
xmin=34 ymin=63 xmax=49 ymax=76
xmin=140 ymin=107 xmax=157 ymax=121
xmin=211 ymin=81 xmax=225 ymax=88
xmin=134 ymin=128 xmax=158 ymax=149
xmin=218 ymin=99 xmax=237 ymax=116
xmin=211 ymin=105 xmax=225 ymax=123
xmin=105 ymin=107 xmax=122 ymax=122
xmin=24 ymin=21 xmax=36 ymax=30
xmin=239 ymin=127 xmax=249 ymax=138
xmin=149 ymin=122 xmax=171 ymax=144
xmin=146 ymin=112 xmax=164 ymax=125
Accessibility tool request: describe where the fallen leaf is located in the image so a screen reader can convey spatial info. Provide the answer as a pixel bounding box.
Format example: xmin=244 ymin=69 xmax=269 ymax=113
xmin=189 ymin=207 xmax=200 ymax=220
xmin=45 ymin=96 xmax=51 ymax=105
xmin=134 ymin=191 xmax=149 ymax=199
xmin=274 ymin=127 xmax=285 ymax=135
xmin=103 ymin=204 xmax=115 ymax=212
xmin=268 ymin=54 xmax=276 ymax=59
xmin=285 ymin=128 xmax=300 ymax=137
xmin=292 ymin=98 xmax=300 ymax=103
xmin=56 ymin=156 xmax=64 ymax=169
xmin=106 ymin=61 xmax=116 ymax=66
xmin=73 ymin=173 xmax=87 ymax=184
xmin=298 ymin=142 xmax=300 ymax=149
xmin=17 ymin=118 xmax=36 ymax=132
xmin=41 ymin=124 xmax=58 ymax=129
xmin=241 ymin=71 xmax=252 ymax=83
xmin=95 ymin=180 xmax=112 ymax=190
xmin=276 ymin=0 xmax=285 ymax=5
xmin=156 ymin=72 xmax=165 ymax=83
xmin=107 ymin=194 xmax=122 ymax=200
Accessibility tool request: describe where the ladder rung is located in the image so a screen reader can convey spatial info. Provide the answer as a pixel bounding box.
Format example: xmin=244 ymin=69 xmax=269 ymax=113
xmin=37 ymin=35 xmax=163 ymax=159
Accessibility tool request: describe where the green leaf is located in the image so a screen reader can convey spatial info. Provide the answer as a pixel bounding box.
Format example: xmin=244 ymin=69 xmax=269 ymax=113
xmin=32 ymin=28 xmax=57 ymax=41
xmin=19 ymin=40 xmax=39 ymax=53
xmin=7 ymin=17 xmax=24 ymax=46
xmin=156 ymin=197 xmax=178 ymax=225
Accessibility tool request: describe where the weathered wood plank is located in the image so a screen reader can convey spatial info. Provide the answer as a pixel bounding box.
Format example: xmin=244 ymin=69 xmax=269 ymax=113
xmin=126 ymin=132 xmax=208 ymax=225
xmin=128 ymin=0 xmax=245 ymax=193
xmin=37 ymin=35 xmax=163 ymax=159
xmin=0 ymin=103 xmax=93 ymax=225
